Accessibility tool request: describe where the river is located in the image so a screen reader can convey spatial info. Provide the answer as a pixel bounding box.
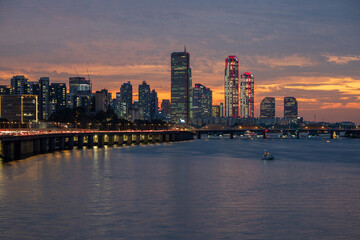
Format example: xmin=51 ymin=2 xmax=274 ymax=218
xmin=0 ymin=137 xmax=359 ymax=239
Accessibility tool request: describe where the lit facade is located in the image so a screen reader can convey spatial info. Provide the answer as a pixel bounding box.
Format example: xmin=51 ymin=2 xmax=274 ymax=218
xmin=192 ymin=83 xmax=212 ymax=120
xmin=11 ymin=75 xmax=29 ymax=95
xmin=224 ymin=56 xmax=239 ymax=118
xmin=240 ymin=72 xmax=254 ymax=118
xmin=0 ymin=95 xmax=38 ymax=122
xmin=284 ymin=97 xmax=298 ymax=119
xmin=139 ymin=81 xmax=151 ymax=121
xmin=170 ymin=49 xmax=191 ymax=124
xmin=260 ymin=97 xmax=275 ymax=119
xmin=150 ymin=89 xmax=158 ymax=121
xmin=212 ymin=105 xmax=220 ymax=118
xmin=39 ymin=77 xmax=50 ymax=120
xmin=120 ymin=81 xmax=133 ymax=116
xmin=50 ymin=83 xmax=67 ymax=113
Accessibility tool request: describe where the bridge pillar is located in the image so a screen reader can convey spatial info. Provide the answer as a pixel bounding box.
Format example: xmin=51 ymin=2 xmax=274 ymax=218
xmin=197 ymin=132 xmax=201 ymax=139
xmin=68 ymin=136 xmax=74 ymax=150
xmin=171 ymin=133 xmax=176 ymax=142
xmin=150 ymin=134 xmax=156 ymax=143
xmin=158 ymin=134 xmax=163 ymax=143
xmin=330 ymin=130 xmax=334 ymax=139
xmin=117 ymin=134 xmax=124 ymax=145
xmin=77 ymin=135 xmax=84 ymax=148
xmin=40 ymin=138 xmax=48 ymax=153
xmin=165 ymin=134 xmax=170 ymax=142
xmin=97 ymin=134 xmax=104 ymax=148
xmin=134 ymin=134 xmax=140 ymax=145
xmin=58 ymin=137 xmax=65 ymax=150
xmin=126 ymin=134 xmax=133 ymax=145
xmin=297 ymin=130 xmax=300 ymax=139
xmin=33 ymin=139 xmax=41 ymax=154
xmin=87 ymin=135 xmax=93 ymax=148
xmin=2 ymin=141 xmax=14 ymax=161
xmin=48 ymin=138 xmax=56 ymax=152
xmin=108 ymin=134 xmax=114 ymax=146
xmin=142 ymin=134 xmax=148 ymax=144
xmin=230 ymin=132 xmax=234 ymax=139
xmin=22 ymin=140 xmax=34 ymax=158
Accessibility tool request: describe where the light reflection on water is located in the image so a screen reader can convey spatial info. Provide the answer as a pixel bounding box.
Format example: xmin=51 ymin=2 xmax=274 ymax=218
xmin=0 ymin=138 xmax=359 ymax=240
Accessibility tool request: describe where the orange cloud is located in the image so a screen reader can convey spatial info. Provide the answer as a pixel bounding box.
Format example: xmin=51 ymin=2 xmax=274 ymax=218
xmin=324 ymin=55 xmax=360 ymax=64
xmin=255 ymin=54 xmax=315 ymax=68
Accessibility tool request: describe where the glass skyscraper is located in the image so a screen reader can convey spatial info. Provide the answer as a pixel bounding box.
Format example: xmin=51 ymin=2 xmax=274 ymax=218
xmin=284 ymin=97 xmax=298 ymax=119
xmin=192 ymin=83 xmax=212 ymax=120
xmin=260 ymin=97 xmax=275 ymax=119
xmin=138 ymin=81 xmax=151 ymax=121
xmin=224 ymin=56 xmax=239 ymax=118
xmin=170 ymin=48 xmax=191 ymax=124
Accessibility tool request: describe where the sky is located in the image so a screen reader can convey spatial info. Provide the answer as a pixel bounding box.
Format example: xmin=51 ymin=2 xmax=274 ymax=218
xmin=0 ymin=0 xmax=359 ymax=123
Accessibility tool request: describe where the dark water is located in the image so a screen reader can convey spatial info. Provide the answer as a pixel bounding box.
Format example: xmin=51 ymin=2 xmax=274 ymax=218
xmin=0 ymin=138 xmax=360 ymax=240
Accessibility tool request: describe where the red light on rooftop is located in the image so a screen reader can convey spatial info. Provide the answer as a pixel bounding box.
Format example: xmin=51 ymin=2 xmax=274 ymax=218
xmin=244 ymin=72 xmax=252 ymax=75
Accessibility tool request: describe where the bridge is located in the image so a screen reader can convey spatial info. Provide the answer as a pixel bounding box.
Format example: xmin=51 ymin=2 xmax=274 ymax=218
xmin=193 ymin=127 xmax=360 ymax=140
xmin=0 ymin=130 xmax=194 ymax=162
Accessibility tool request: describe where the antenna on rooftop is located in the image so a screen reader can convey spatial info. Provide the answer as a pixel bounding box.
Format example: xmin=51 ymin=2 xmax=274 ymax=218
xmin=184 ymin=45 xmax=186 ymax=52
xmin=87 ymin=68 xmax=91 ymax=81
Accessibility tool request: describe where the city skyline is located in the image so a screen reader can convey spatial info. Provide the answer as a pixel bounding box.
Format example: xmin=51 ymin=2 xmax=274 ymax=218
xmin=0 ymin=1 xmax=359 ymax=122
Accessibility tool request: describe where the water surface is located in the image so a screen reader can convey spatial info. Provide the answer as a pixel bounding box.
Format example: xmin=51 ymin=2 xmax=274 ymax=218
xmin=0 ymin=138 xmax=359 ymax=239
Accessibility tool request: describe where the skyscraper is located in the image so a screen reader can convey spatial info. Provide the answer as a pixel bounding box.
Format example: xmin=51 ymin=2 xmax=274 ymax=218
xmin=260 ymin=97 xmax=275 ymax=119
xmin=95 ymin=89 xmax=109 ymax=112
xmin=240 ymin=72 xmax=255 ymax=118
xmin=11 ymin=75 xmax=28 ymax=95
xmin=284 ymin=97 xmax=298 ymax=119
xmin=50 ymin=83 xmax=67 ymax=113
xmin=192 ymin=83 xmax=212 ymax=120
xmin=120 ymin=81 xmax=133 ymax=116
xmin=150 ymin=89 xmax=158 ymax=121
xmin=138 ymin=81 xmax=151 ymax=121
xmin=224 ymin=56 xmax=239 ymax=118
xmin=68 ymin=77 xmax=92 ymax=110
xmin=39 ymin=77 xmax=50 ymax=120
xmin=170 ymin=48 xmax=191 ymax=124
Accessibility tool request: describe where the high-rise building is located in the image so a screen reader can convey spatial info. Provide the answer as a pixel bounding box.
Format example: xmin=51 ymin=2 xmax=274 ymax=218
xmin=284 ymin=97 xmax=298 ymax=119
xmin=260 ymin=97 xmax=275 ymax=119
xmin=170 ymin=48 xmax=192 ymax=124
xmin=139 ymin=81 xmax=151 ymax=121
xmin=27 ymin=82 xmax=40 ymax=95
xmin=68 ymin=77 xmax=92 ymax=111
xmin=0 ymin=95 xmax=38 ymax=122
xmin=192 ymin=84 xmax=212 ymax=120
xmin=11 ymin=75 xmax=29 ymax=95
xmin=150 ymin=89 xmax=158 ymax=121
xmin=50 ymin=83 xmax=67 ymax=114
xmin=212 ymin=105 xmax=220 ymax=118
xmin=240 ymin=72 xmax=255 ymax=118
xmin=161 ymin=100 xmax=171 ymax=114
xmin=39 ymin=77 xmax=50 ymax=120
xmin=120 ymin=81 xmax=133 ymax=115
xmin=224 ymin=56 xmax=239 ymax=118
xmin=95 ymin=89 xmax=110 ymax=112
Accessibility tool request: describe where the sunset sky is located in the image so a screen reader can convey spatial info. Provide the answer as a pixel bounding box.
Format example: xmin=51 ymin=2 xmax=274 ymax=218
xmin=0 ymin=0 xmax=359 ymax=122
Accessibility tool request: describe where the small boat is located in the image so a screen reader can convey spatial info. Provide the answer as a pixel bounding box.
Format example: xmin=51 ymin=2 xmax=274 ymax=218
xmin=262 ymin=150 xmax=274 ymax=160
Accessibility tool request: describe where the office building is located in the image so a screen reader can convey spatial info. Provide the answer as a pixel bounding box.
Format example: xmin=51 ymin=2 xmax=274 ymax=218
xmin=219 ymin=102 xmax=224 ymax=117
xmin=240 ymin=72 xmax=255 ymax=118
xmin=27 ymin=82 xmax=40 ymax=95
xmin=224 ymin=56 xmax=239 ymax=118
xmin=95 ymin=89 xmax=110 ymax=112
xmin=139 ymin=81 xmax=151 ymax=121
xmin=150 ymin=89 xmax=158 ymax=121
xmin=120 ymin=81 xmax=133 ymax=116
xmin=192 ymin=84 xmax=212 ymax=120
xmin=170 ymin=48 xmax=192 ymax=124
xmin=260 ymin=97 xmax=275 ymax=119
xmin=284 ymin=97 xmax=298 ymax=119
xmin=0 ymin=95 xmax=38 ymax=122
xmin=68 ymin=77 xmax=92 ymax=110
